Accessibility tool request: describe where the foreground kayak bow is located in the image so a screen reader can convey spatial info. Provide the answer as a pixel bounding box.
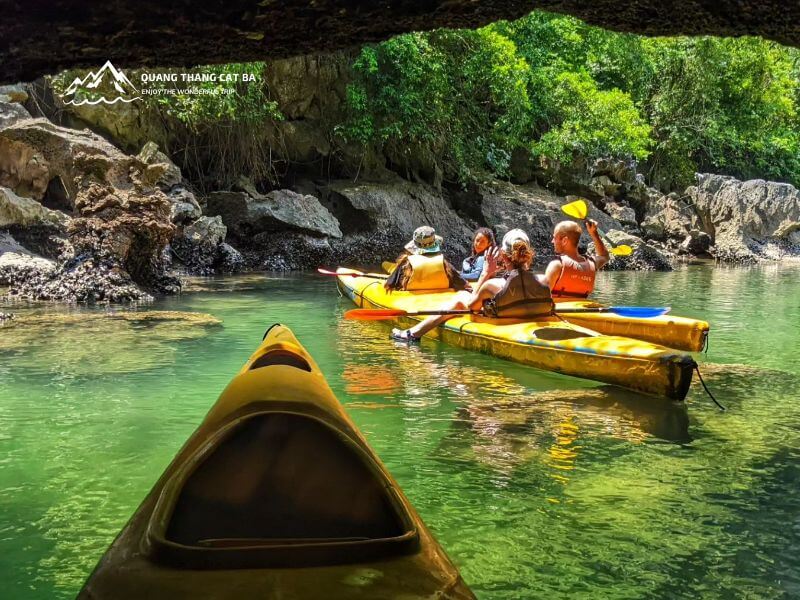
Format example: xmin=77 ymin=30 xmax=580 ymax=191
xmin=79 ymin=324 xmax=474 ymax=599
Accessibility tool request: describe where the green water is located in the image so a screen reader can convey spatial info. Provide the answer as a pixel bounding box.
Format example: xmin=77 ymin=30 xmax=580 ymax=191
xmin=1 ymin=263 xmax=799 ymax=599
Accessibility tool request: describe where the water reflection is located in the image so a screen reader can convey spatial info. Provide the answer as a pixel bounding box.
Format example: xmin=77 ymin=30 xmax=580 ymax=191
xmin=336 ymin=312 xmax=691 ymax=487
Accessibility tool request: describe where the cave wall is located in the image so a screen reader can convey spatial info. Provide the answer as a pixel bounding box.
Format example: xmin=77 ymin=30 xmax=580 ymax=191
xmin=2 ymin=1 xmax=799 ymax=83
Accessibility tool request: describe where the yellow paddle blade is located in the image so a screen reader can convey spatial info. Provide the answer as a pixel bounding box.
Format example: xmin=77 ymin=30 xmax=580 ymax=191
xmin=609 ymin=245 xmax=634 ymax=256
xmin=561 ymin=199 xmax=588 ymax=220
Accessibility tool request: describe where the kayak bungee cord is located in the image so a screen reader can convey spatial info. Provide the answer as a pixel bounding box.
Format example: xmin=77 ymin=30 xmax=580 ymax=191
xmin=694 ymin=363 xmax=725 ymax=411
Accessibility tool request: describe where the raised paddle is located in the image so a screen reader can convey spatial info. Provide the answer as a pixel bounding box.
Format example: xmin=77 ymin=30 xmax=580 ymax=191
xmin=345 ymin=306 xmax=671 ymax=320
xmin=560 ymin=199 xmax=634 ymax=256
xmin=317 ymin=268 xmax=388 ymax=280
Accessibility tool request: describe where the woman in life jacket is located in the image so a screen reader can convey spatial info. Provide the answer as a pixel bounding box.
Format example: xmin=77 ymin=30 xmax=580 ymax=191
xmin=544 ymin=220 xmax=609 ymax=299
xmin=391 ymin=229 xmax=553 ymax=342
xmin=384 ymin=226 xmax=467 ymax=292
xmin=460 ymin=227 xmax=496 ymax=282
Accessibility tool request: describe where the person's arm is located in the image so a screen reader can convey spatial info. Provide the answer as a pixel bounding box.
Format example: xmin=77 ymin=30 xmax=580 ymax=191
xmin=460 ymin=255 xmax=484 ymax=281
xmin=544 ymin=258 xmax=563 ymax=291
xmin=586 ymin=219 xmax=609 ymax=269
xmin=445 ymin=260 xmax=468 ymax=291
xmin=472 ymin=246 xmax=501 ymax=291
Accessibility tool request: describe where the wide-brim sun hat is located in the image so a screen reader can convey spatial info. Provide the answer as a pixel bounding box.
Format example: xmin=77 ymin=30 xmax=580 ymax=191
xmin=501 ymin=228 xmax=530 ymax=253
xmin=405 ymin=226 xmax=443 ymax=255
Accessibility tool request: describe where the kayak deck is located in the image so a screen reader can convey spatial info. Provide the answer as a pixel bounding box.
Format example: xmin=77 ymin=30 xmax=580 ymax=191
xmin=338 ymin=272 xmax=695 ymax=401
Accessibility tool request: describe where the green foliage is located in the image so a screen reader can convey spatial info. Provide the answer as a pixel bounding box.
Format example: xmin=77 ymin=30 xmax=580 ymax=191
xmin=146 ymin=62 xmax=282 ymax=130
xmin=532 ymin=71 xmax=652 ymax=163
xmin=342 ymin=11 xmax=800 ymax=189
xmin=644 ymin=37 xmax=800 ymax=188
xmin=340 ymin=29 xmax=532 ymax=182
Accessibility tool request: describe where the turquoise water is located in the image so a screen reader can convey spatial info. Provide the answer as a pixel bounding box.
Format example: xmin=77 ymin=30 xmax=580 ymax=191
xmin=1 ymin=263 xmax=799 ymax=599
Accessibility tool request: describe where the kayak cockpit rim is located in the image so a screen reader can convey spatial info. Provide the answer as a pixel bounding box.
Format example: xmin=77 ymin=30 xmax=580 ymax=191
xmin=143 ymin=407 xmax=420 ymax=569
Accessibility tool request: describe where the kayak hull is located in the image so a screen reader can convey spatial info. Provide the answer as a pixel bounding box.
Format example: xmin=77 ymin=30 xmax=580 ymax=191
xmin=554 ymin=299 xmax=709 ymax=352
xmin=380 ymin=261 xmax=709 ymax=352
xmin=338 ymin=273 xmax=694 ymax=401
xmin=79 ymin=325 xmax=474 ymax=599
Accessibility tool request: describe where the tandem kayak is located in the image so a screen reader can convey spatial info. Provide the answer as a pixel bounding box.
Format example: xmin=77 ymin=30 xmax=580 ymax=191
xmin=380 ymin=261 xmax=709 ymax=352
xmin=337 ymin=270 xmax=696 ymax=401
xmin=79 ymin=324 xmax=474 ymax=599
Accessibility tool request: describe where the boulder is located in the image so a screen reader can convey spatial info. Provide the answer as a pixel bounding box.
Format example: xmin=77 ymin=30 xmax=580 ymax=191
xmin=534 ymin=156 xmax=636 ymax=201
xmin=0 ymin=100 xmax=31 ymax=131
xmin=603 ymin=201 xmax=637 ymax=228
xmin=641 ymin=192 xmax=693 ymax=242
xmin=679 ymin=229 xmax=712 ymax=256
xmin=207 ymin=186 xmax=342 ymax=240
xmin=0 ymin=230 xmax=56 ymax=285
xmin=0 ymin=84 xmax=29 ymax=104
xmin=687 ymin=174 xmax=800 ymax=262
xmin=170 ymin=216 xmax=239 ymax=275
xmin=137 ymin=141 xmax=183 ymax=190
xmin=166 ymin=186 xmax=202 ymax=224
xmin=0 ymin=186 xmax=68 ymax=229
xmin=598 ymin=230 xmax=674 ymax=271
xmin=589 ymin=175 xmax=620 ymax=198
xmin=320 ymin=180 xmax=469 ymax=256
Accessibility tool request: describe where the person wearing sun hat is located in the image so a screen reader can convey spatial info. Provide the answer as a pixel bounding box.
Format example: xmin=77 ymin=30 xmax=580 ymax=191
xmin=384 ymin=226 xmax=466 ymax=293
xmin=391 ymin=228 xmax=552 ymax=342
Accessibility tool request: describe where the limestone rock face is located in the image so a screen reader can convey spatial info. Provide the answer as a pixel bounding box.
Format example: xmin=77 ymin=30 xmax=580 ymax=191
xmin=0 ymin=100 xmax=31 ymax=131
xmin=206 ymin=187 xmax=342 ymax=240
xmin=137 ymin=141 xmax=183 ymax=190
xmin=0 ymin=186 xmax=68 ymax=228
xmin=170 ymin=215 xmax=242 ymax=275
xmin=321 ymin=180 xmax=469 ymax=253
xmin=166 ymin=186 xmax=202 ymax=225
xmin=603 ymin=201 xmax=637 ymax=229
xmin=0 ymin=119 xmax=177 ymax=300
xmin=641 ymin=193 xmax=693 ymax=242
xmin=687 ymin=174 xmax=800 ymax=262
xmin=599 ymin=230 xmax=674 ymax=271
xmin=0 ymin=231 xmax=56 ymax=286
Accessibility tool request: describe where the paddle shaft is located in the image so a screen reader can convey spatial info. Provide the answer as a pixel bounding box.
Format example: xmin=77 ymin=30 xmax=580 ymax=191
xmin=318 ymin=268 xmax=387 ymax=280
xmin=345 ymin=306 xmax=669 ymax=320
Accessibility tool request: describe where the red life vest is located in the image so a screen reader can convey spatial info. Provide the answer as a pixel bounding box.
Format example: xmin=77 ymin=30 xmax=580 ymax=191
xmin=552 ymin=255 xmax=596 ymax=299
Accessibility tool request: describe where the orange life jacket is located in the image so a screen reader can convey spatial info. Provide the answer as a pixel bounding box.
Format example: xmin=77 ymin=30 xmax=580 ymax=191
xmin=552 ymin=255 xmax=596 ymax=299
xmin=405 ymin=254 xmax=450 ymax=291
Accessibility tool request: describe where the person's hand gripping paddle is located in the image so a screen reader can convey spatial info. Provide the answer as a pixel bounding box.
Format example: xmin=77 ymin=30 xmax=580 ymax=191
xmin=561 ymin=199 xmax=633 ymax=256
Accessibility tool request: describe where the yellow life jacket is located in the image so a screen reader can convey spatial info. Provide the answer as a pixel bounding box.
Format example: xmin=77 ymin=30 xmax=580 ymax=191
xmin=405 ymin=254 xmax=450 ymax=291
xmin=483 ymin=269 xmax=553 ymax=318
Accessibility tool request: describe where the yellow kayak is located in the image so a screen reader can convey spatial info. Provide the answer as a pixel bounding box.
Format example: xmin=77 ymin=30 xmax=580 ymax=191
xmin=380 ymin=261 xmax=709 ymax=352
xmin=337 ymin=270 xmax=696 ymax=401
xmin=79 ymin=324 xmax=474 ymax=599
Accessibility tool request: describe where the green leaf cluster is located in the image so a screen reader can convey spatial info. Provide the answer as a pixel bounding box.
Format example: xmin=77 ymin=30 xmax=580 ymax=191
xmin=342 ymin=12 xmax=800 ymax=189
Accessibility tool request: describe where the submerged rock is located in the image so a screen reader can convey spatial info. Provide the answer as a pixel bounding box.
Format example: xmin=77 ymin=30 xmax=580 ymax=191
xmin=0 ymin=310 xmax=222 ymax=375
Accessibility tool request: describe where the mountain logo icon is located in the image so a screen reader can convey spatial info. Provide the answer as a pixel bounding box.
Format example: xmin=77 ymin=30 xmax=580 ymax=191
xmin=60 ymin=61 xmax=140 ymax=106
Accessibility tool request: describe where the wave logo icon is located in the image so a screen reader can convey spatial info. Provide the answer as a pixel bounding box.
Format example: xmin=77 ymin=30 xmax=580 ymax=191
xmin=60 ymin=60 xmax=140 ymax=106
